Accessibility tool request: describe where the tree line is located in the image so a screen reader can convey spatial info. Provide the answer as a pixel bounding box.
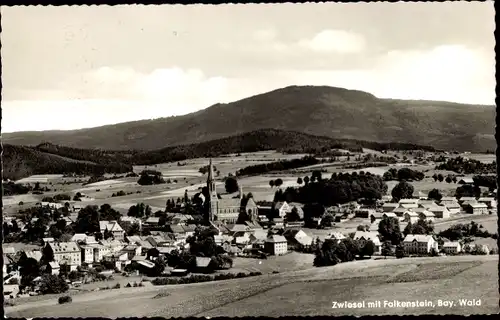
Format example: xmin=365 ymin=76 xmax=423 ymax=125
xmin=436 ymin=156 xmax=496 ymax=174
xmin=236 ymin=156 xmax=320 ymax=176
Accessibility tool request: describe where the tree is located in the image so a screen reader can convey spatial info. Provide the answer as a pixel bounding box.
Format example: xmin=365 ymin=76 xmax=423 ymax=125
xmin=274 ymin=178 xmax=284 ymax=188
xmin=395 ymin=244 xmax=406 ymax=258
xmin=147 ymin=248 xmax=160 ymax=259
xmin=320 ymin=214 xmax=335 ymax=228
xmin=391 ymin=181 xmax=414 ymax=202
xmin=381 ymin=241 xmax=393 ymax=258
xmin=225 ymin=177 xmax=239 ymax=193
xmin=428 ymin=188 xmax=443 ymax=201
xmin=41 ymin=243 xmax=55 ymax=265
xmin=303 ymin=176 xmax=310 ymax=185
xmin=432 ymin=174 xmax=438 ymax=182
xmin=285 ymin=207 xmax=301 ymax=222
xmin=378 ymin=217 xmax=402 ymax=245
xmin=39 ymin=274 xmax=69 ymax=294
xmin=445 ymin=176 xmax=452 ymax=183
xmin=297 ymin=177 xmax=303 ymax=185
xmin=19 ymin=256 xmax=40 ymax=288
xmin=362 ymin=240 xmax=375 ymax=257
xmin=437 ymin=174 xmax=444 ymax=182
xmin=269 ymin=180 xmax=275 ymax=188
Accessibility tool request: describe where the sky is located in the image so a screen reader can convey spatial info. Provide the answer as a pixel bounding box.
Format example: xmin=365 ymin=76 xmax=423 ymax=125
xmin=1 ymin=2 xmax=495 ymax=133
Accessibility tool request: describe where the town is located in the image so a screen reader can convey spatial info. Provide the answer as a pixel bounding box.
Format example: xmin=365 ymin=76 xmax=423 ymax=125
xmin=3 ymin=149 xmax=498 ymax=310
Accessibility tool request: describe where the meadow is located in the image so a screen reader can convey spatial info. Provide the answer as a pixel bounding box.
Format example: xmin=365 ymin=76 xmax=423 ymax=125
xmin=6 ymin=255 xmax=498 ymax=317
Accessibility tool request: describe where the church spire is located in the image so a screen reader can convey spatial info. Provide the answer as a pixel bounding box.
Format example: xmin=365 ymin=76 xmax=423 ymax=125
xmin=207 ymin=158 xmax=214 ymax=183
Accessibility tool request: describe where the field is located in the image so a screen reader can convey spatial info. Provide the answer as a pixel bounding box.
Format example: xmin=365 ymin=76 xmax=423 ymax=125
xmin=6 ymin=255 xmax=498 ymax=317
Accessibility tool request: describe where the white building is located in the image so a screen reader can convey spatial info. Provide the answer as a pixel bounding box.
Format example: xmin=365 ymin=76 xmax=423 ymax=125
xmin=353 ymin=231 xmax=381 ymax=254
xmin=441 ymin=242 xmax=461 ymax=254
xmin=264 ymin=235 xmax=288 ymax=255
xmin=50 ymin=242 xmax=81 ymax=270
xmin=403 ymin=234 xmax=438 ymax=254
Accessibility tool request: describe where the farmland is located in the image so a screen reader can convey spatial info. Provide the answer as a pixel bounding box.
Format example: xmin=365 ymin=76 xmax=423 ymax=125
xmin=6 ymin=255 xmax=498 ymax=317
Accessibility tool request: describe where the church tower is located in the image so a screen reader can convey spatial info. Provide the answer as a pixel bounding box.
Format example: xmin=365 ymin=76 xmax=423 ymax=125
xmin=207 ymin=159 xmax=218 ymax=222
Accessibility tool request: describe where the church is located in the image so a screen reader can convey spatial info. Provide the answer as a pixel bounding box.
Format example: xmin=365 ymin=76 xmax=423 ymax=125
xmin=206 ymin=159 xmax=258 ymax=223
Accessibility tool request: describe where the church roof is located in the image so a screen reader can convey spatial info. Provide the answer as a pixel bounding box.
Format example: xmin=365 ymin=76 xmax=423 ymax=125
xmin=218 ymin=198 xmax=242 ymax=207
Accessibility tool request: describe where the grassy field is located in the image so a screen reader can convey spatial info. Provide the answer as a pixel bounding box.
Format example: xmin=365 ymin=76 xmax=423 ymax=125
xmin=6 ymin=255 xmax=498 ymax=317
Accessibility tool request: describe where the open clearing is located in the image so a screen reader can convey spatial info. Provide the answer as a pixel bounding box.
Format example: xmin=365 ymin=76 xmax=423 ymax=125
xmin=6 ymin=255 xmax=498 ymax=317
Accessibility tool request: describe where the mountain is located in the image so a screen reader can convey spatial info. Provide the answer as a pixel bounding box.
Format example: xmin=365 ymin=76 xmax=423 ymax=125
xmin=2 ymin=129 xmax=435 ymax=181
xmin=2 ymin=86 xmax=495 ymax=152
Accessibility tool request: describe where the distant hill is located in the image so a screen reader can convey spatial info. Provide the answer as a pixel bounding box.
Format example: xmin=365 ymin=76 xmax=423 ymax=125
xmin=2 ymin=129 xmax=436 ymax=180
xmin=1 ymin=144 xmax=132 ymax=181
xmin=2 ymin=86 xmax=494 ymax=152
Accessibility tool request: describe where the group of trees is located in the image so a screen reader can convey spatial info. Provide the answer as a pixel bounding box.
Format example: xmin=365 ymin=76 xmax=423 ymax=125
xmin=127 ymin=203 xmax=153 ymax=218
xmin=137 ymin=170 xmax=165 ymax=186
xmin=269 ymin=178 xmax=284 ymax=188
xmin=3 ymin=181 xmax=32 ymax=196
xmin=313 ymin=238 xmax=377 ymax=267
xmin=432 ymin=173 xmax=456 ymax=183
xmin=383 ymin=168 xmax=425 ymax=182
xmin=199 ymin=164 xmax=217 ymax=175
xmin=236 ymin=156 xmax=320 ymax=176
xmin=436 ymin=157 xmax=496 ymax=175
xmin=391 ymin=181 xmax=415 ymax=202
xmin=438 ymin=221 xmax=497 ymax=241
xmin=274 ymin=171 xmax=387 ymax=209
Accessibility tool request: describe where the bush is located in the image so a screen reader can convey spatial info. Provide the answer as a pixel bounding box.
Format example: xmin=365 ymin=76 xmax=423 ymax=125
xmin=113 ymin=283 xmax=121 ymax=289
xmin=58 ymin=295 xmax=72 ymax=304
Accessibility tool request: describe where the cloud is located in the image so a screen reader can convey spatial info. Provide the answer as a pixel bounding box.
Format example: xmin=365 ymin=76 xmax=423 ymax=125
xmin=252 ymin=28 xmax=279 ymax=42
xmin=299 ymin=29 xmax=366 ymax=54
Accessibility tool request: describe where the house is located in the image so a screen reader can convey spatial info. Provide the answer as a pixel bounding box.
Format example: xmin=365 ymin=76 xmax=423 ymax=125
xmin=3 ymin=246 xmax=15 ymax=255
xmin=273 ymin=217 xmax=285 ymax=228
xmin=459 ymin=196 xmax=477 ymax=204
xmin=214 ymin=234 xmax=233 ymax=246
xmin=399 ymin=198 xmax=419 ymax=205
xmin=264 ymin=235 xmax=288 ymax=255
xmin=71 ymin=233 xmax=88 ymax=243
xmin=355 ymin=208 xmax=376 ymax=218
xmin=4 ymin=284 xmax=20 ymax=299
xmin=100 ymin=239 xmax=125 ymax=253
xmin=88 ymin=244 xmax=111 ymax=262
xmin=283 ymin=229 xmax=313 ymax=250
xmin=99 ymin=221 xmax=125 ymax=240
xmin=418 ymin=200 xmax=438 ymax=209
xmin=381 ymin=203 xmax=399 ymax=213
xmin=416 ymin=209 xmax=435 ymax=222
xmin=382 ymin=212 xmax=398 ymax=219
xmin=393 ymin=207 xmax=409 ymax=219
xmin=249 ymin=229 xmax=267 ymax=249
xmin=209 ymin=221 xmax=232 ymax=235
xmin=244 ymin=220 xmax=263 ymax=231
xmin=42 ymin=237 xmax=55 ymax=246
xmin=429 ymin=206 xmax=450 ymax=219
xmin=273 ymin=201 xmax=291 ymax=218
xmin=50 ymin=242 xmax=81 ymax=270
xmin=80 ymin=245 xmax=95 ymax=265
xmin=402 ymin=234 xmax=438 ymax=254
xmin=440 ymin=199 xmax=461 ymax=214
xmin=478 ymin=197 xmax=497 ymax=209
xmin=370 ymin=212 xmax=385 ymax=221
xmin=467 ymin=202 xmax=488 ymax=215
xmin=400 ymin=203 xmax=419 ymax=209
xmin=403 ymin=211 xmax=419 ymax=223
xmin=103 ymin=252 xmax=130 ymax=271
xmin=441 ymin=242 xmax=461 ymax=254
xmin=167 ymin=224 xmax=188 ymax=239
xmin=195 ymin=257 xmax=212 ymax=273
xmin=48 ymin=261 xmax=60 ymax=275
xmin=353 ymin=231 xmax=381 ymax=254
xmin=25 ymin=250 xmax=43 ymax=262
xmin=244 ymin=197 xmax=259 ymax=221
xmin=121 ymin=245 xmax=142 ymax=260
xmin=144 ymin=217 xmax=161 ymax=228
xmin=457 ymin=177 xmax=474 ymax=185
xmin=327 ymin=232 xmax=346 ymax=243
